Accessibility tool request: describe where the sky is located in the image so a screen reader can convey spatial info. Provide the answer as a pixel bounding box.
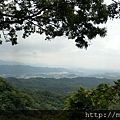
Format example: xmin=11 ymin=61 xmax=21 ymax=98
xmin=0 ymin=0 xmax=120 ymax=71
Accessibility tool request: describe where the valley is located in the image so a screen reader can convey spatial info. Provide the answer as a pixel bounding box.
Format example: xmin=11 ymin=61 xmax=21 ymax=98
xmin=0 ymin=60 xmax=119 ymax=111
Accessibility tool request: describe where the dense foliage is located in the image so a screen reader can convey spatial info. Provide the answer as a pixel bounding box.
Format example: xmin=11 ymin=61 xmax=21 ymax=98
xmin=6 ymin=77 xmax=114 ymax=94
xmin=64 ymin=80 xmax=120 ymax=110
xmin=0 ymin=76 xmax=120 ymax=120
xmin=0 ymin=76 xmax=120 ymax=119
xmin=0 ymin=77 xmax=67 ymax=110
xmin=22 ymin=89 xmax=67 ymax=110
xmin=1 ymin=0 xmax=119 ymax=48
xmin=0 ymin=77 xmax=34 ymax=110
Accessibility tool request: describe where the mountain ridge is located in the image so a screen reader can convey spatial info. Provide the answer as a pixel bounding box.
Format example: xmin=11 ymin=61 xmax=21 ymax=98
xmin=0 ymin=60 xmax=25 ymax=65
xmin=6 ymin=77 xmax=114 ymax=94
xmin=1 ymin=60 xmax=120 ymax=79
xmin=0 ymin=64 xmax=72 ymax=78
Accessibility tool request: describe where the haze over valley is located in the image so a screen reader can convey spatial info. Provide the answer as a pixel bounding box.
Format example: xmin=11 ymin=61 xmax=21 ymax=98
xmin=0 ymin=60 xmax=120 ymax=80
xmin=0 ymin=60 xmax=117 ymax=111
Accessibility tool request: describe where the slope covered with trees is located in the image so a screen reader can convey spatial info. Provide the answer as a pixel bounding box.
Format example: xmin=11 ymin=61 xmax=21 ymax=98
xmin=64 ymin=80 xmax=120 ymax=110
xmin=22 ymin=89 xmax=67 ymax=110
xmin=1 ymin=76 xmax=118 ymax=111
xmin=0 ymin=77 xmax=67 ymax=110
xmin=6 ymin=77 xmax=114 ymax=94
xmin=0 ymin=77 xmax=120 ymax=119
xmin=0 ymin=77 xmax=34 ymax=110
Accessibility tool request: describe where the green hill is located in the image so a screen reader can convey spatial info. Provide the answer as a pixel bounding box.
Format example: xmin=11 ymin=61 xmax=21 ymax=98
xmin=6 ymin=77 xmax=114 ymax=94
xmin=0 ymin=77 xmax=33 ymax=110
xmin=22 ymin=89 xmax=67 ymax=110
xmin=0 ymin=77 xmax=67 ymax=110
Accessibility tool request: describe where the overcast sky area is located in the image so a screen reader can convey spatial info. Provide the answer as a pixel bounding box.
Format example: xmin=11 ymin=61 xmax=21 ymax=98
xmin=0 ymin=0 xmax=120 ymax=71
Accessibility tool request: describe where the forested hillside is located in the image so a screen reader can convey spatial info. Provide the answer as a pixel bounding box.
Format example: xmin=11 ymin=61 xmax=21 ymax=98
xmin=0 ymin=77 xmax=33 ymax=110
xmin=1 ymin=76 xmax=116 ymax=111
xmin=22 ymin=89 xmax=67 ymax=110
xmin=6 ymin=77 xmax=114 ymax=94
xmin=0 ymin=77 xmax=67 ymax=110
xmin=0 ymin=77 xmax=120 ymax=119
xmin=65 ymin=80 xmax=120 ymax=110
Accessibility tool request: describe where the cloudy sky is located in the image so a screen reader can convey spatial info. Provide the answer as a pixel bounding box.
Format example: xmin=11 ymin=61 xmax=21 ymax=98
xmin=0 ymin=0 xmax=120 ymax=71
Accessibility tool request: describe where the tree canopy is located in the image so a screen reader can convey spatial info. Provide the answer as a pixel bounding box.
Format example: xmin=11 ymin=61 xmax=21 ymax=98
xmin=0 ymin=0 xmax=119 ymax=48
xmin=64 ymin=80 xmax=120 ymax=110
xmin=0 ymin=77 xmax=34 ymax=110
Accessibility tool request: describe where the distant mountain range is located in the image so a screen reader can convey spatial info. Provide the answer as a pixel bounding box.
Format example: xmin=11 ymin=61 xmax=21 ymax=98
xmin=0 ymin=60 xmax=90 ymax=77
xmin=0 ymin=60 xmax=76 ymax=78
xmin=1 ymin=60 xmax=120 ymax=79
xmin=0 ymin=60 xmax=26 ymax=65
xmin=0 ymin=64 xmax=72 ymax=78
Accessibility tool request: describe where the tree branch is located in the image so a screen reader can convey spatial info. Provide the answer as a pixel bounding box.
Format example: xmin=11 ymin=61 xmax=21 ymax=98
xmin=112 ymin=0 xmax=120 ymax=4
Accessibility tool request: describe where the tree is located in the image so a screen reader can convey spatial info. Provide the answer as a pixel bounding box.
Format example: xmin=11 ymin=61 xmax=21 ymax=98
xmin=108 ymin=0 xmax=120 ymax=19
xmin=64 ymin=80 xmax=120 ymax=110
xmin=0 ymin=77 xmax=34 ymax=110
xmin=0 ymin=0 xmax=119 ymax=48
